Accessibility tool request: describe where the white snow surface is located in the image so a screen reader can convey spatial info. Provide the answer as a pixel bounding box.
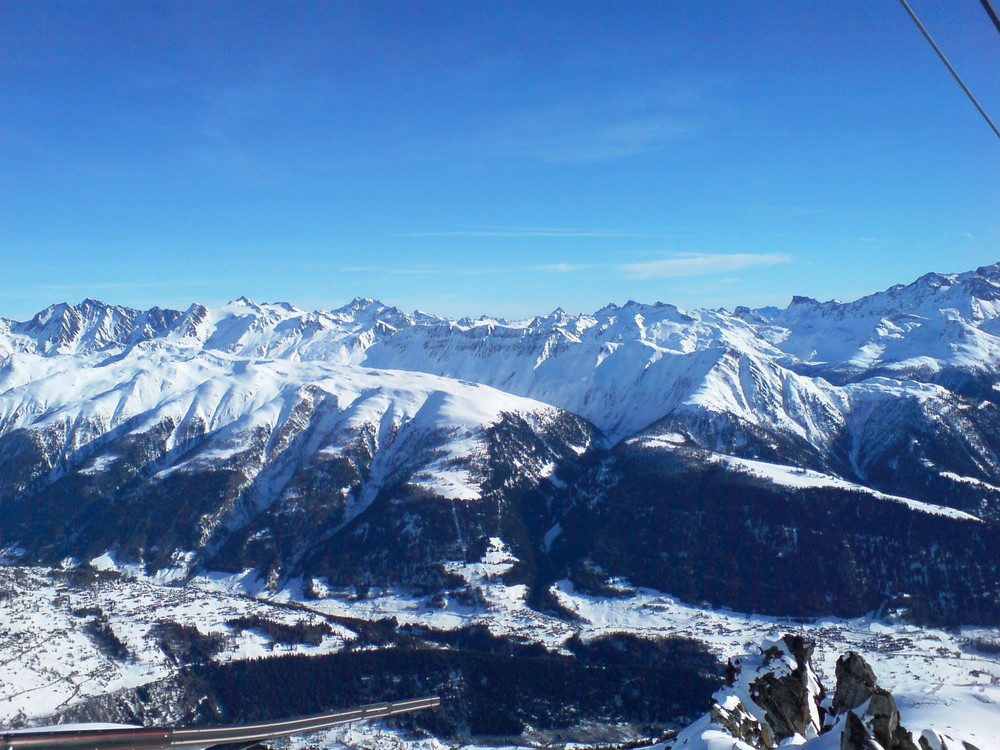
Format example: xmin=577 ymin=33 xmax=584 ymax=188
xmin=3 ymin=267 xmax=1000 ymax=745
xmin=0 ymin=346 xmax=567 ymax=516
xmin=4 ymin=265 xmax=1000 ymax=527
xmin=709 ymin=453 xmax=982 ymax=521
xmin=0 ymin=565 xmax=353 ymax=724
xmin=5 ymin=263 xmax=1000 ymax=448
xmin=1 ymin=556 xmax=997 ymax=748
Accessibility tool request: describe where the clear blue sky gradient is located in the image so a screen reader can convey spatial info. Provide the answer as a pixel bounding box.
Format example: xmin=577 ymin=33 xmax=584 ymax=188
xmin=2 ymin=0 xmax=999 ymax=320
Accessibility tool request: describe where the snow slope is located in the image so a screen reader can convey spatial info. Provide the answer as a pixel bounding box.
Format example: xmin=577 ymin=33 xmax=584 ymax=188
xmin=2 ymin=263 xmax=1000 ymax=745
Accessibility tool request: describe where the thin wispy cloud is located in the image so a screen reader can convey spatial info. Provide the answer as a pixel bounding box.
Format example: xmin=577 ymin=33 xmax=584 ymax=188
xmin=476 ymin=94 xmax=699 ymax=164
xmin=401 ymin=226 xmax=654 ymax=238
xmin=529 ymin=263 xmax=594 ymax=273
xmin=339 ymin=266 xmax=442 ymax=276
xmin=342 ymin=253 xmax=791 ymax=281
xmin=340 ymin=262 xmax=596 ymax=277
xmin=621 ymin=252 xmax=791 ymax=279
xmin=740 ymin=205 xmax=826 ymax=219
xmin=339 ymin=265 xmax=519 ymax=277
xmin=426 ymin=79 xmax=727 ymax=166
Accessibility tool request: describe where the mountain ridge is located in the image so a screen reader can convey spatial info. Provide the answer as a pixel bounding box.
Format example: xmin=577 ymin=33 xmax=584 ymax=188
xmin=6 ymin=261 xmax=1000 ymax=360
xmin=2 ymin=263 xmax=1000 ymax=626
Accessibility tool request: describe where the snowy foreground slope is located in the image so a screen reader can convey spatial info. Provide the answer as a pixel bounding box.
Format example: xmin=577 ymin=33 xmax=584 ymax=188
xmin=0 ymin=264 xmax=999 ymax=746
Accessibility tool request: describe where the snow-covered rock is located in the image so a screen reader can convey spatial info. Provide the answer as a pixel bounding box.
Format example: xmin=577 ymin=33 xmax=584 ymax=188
xmin=673 ymin=637 xmax=937 ymax=750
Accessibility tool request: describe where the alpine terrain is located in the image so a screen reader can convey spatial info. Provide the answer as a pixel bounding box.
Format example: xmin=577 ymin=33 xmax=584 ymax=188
xmin=1 ymin=264 xmax=999 ymax=748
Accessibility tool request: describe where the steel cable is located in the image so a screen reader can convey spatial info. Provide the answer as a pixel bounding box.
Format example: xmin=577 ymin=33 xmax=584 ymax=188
xmin=898 ymin=0 xmax=1000 ymax=140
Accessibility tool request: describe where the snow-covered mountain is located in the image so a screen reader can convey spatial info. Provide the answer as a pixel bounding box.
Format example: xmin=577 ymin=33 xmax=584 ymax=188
xmin=1 ymin=265 xmax=1000 ymax=625
xmin=2 ymin=264 xmax=1000 ymax=744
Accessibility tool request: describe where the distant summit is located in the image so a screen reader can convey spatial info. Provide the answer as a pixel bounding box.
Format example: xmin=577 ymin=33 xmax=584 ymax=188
xmin=1 ymin=263 xmax=999 ymax=627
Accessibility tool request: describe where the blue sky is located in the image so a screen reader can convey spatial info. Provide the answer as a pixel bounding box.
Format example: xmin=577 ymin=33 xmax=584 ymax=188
xmin=2 ymin=0 xmax=999 ymax=320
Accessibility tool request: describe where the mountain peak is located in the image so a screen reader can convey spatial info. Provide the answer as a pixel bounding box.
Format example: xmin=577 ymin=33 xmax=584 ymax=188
xmin=29 ymin=301 xmax=72 ymax=327
xmin=333 ymin=296 xmax=385 ymax=314
xmin=79 ymin=297 xmax=113 ymax=310
xmin=789 ymin=295 xmax=819 ymax=306
xmin=913 ymin=271 xmax=955 ymax=291
xmin=975 ymin=262 xmax=1000 ymax=279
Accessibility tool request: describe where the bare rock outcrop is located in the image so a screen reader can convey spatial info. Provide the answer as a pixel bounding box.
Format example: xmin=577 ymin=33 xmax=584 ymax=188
xmin=833 ymin=652 xmax=918 ymax=750
xmin=674 ymin=635 xmax=824 ymax=749
xmin=672 ymin=636 xmax=927 ymax=750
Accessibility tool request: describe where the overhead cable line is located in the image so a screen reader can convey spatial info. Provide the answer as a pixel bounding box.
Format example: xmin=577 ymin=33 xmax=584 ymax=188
xmin=897 ymin=0 xmax=1000 ymax=140
xmin=980 ymin=0 xmax=1000 ymax=37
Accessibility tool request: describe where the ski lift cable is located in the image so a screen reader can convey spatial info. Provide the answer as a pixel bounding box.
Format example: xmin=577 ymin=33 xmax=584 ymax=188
xmin=897 ymin=0 xmax=1000 ymax=140
xmin=980 ymin=0 xmax=1000 ymax=37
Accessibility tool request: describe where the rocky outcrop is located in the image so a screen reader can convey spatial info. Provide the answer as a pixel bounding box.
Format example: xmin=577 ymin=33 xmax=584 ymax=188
xmin=673 ymin=635 xmax=824 ymax=748
xmin=841 ymin=710 xmax=883 ymax=750
xmin=916 ymin=729 xmax=982 ymax=750
xmin=672 ymin=637 xmax=926 ymax=750
xmin=708 ymin=695 xmax=773 ymax=748
xmin=833 ymin=652 xmax=919 ymax=750
xmin=749 ymin=634 xmax=823 ymax=743
xmin=833 ymin=651 xmax=879 ymax=712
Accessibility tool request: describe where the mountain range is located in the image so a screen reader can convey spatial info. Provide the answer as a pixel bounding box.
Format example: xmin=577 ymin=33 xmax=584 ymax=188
xmin=2 ymin=264 xmax=1000 ymax=625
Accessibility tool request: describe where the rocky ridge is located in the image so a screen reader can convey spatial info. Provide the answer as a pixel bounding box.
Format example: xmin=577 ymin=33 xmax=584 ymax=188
xmin=1 ymin=265 xmax=1000 ymax=626
xmin=673 ymin=635 xmax=978 ymax=750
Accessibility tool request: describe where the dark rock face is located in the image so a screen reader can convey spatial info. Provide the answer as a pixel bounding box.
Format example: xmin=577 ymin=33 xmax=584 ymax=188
xmin=917 ymin=734 xmax=983 ymax=750
xmin=709 ymin=698 xmax=774 ymax=749
xmin=833 ymin=652 xmax=879 ymax=713
xmin=841 ymin=711 xmax=882 ymax=750
xmin=832 ymin=652 xmax=919 ymax=750
xmin=749 ymin=636 xmax=824 ymax=744
xmin=675 ymin=636 xmax=826 ymax=748
xmin=674 ymin=637 xmax=924 ymax=750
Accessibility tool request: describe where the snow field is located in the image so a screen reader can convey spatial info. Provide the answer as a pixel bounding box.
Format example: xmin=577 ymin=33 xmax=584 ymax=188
xmin=0 ymin=567 xmax=352 ymax=725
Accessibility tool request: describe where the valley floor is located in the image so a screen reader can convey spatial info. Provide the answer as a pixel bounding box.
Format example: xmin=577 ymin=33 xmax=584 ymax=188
xmin=1 ymin=545 xmax=997 ymax=749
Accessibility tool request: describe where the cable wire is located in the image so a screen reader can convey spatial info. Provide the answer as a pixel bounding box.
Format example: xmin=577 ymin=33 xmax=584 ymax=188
xmin=980 ymin=0 xmax=1000 ymax=37
xmin=898 ymin=0 xmax=1000 ymax=140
